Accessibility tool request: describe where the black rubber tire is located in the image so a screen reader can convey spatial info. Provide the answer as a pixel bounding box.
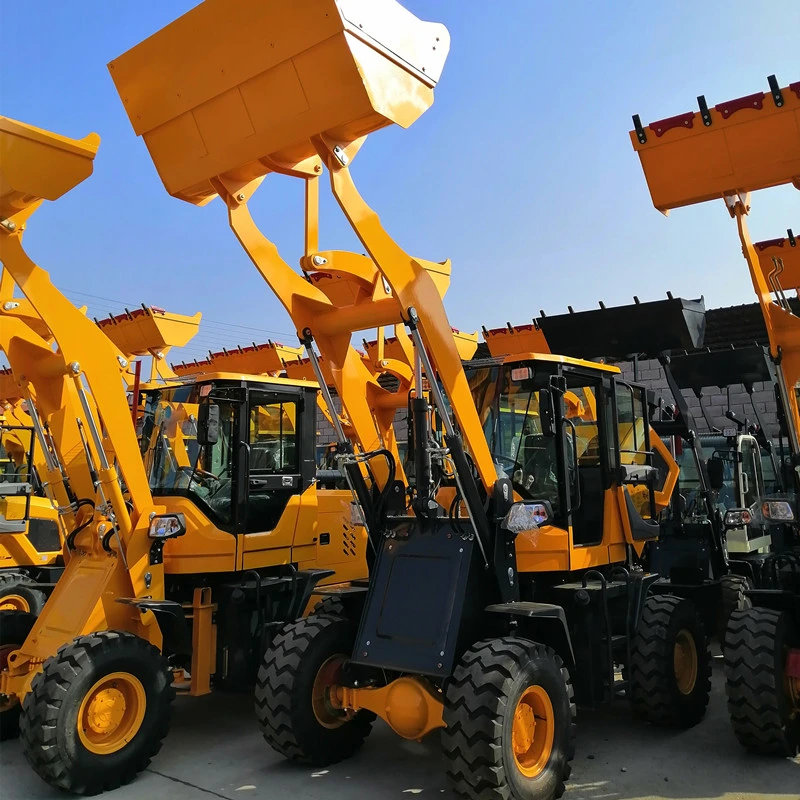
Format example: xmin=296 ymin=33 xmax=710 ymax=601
xmin=724 ymin=607 xmax=800 ymax=756
xmin=255 ymin=614 xmax=374 ymax=766
xmin=0 ymin=609 xmax=37 ymax=741
xmin=312 ymin=596 xmax=346 ymax=618
xmin=0 ymin=572 xmax=46 ymax=616
xmin=718 ymin=575 xmax=752 ymax=642
xmin=19 ymin=630 xmax=174 ymax=795
xmin=442 ymin=638 xmax=575 ymax=800
xmin=629 ymin=595 xmax=711 ymax=728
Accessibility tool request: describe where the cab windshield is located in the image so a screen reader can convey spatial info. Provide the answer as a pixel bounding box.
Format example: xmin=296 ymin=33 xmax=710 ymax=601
xmin=140 ymin=384 xmax=235 ymax=525
xmin=468 ymin=364 xmax=561 ymax=517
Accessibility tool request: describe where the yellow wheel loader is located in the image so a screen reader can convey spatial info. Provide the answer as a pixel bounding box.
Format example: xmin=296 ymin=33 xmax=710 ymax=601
xmin=0 ymin=116 xmax=370 ymax=793
xmin=0 ymin=398 xmax=61 ymax=615
xmin=0 ymin=276 xmax=202 ymax=623
xmin=111 ymin=3 xmax=710 ymax=798
xmin=630 ymin=75 xmax=800 ymax=756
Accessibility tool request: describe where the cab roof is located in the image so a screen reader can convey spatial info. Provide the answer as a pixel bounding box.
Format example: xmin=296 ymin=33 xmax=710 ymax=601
xmin=144 ymin=371 xmax=320 ymax=391
xmin=501 ymin=352 xmax=620 ymax=374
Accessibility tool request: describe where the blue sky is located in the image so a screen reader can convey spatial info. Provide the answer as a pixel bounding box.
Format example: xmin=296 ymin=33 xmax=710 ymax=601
xmin=2 ymin=0 xmax=799 ymax=365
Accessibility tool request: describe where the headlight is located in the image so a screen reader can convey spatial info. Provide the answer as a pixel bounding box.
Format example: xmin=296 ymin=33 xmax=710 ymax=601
xmin=502 ymin=501 xmax=552 ymax=534
xmin=761 ymin=500 xmax=794 ymax=522
xmin=723 ymin=508 xmax=752 ymax=528
xmin=148 ymin=513 xmax=186 ymax=539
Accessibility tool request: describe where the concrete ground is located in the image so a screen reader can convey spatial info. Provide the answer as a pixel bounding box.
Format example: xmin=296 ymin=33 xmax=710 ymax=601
xmin=2 ymin=654 xmax=797 ymax=800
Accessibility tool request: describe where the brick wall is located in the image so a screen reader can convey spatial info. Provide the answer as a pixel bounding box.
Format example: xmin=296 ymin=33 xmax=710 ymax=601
xmin=314 ymin=355 xmax=781 ymax=447
xmin=617 ymin=358 xmax=779 ymax=437
xmin=315 ymin=397 xmax=408 ymax=449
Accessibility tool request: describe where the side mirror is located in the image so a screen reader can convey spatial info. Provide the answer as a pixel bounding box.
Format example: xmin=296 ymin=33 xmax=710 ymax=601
xmin=539 ymin=389 xmax=555 ymax=437
xmin=706 ymin=455 xmax=724 ymax=491
xmin=197 ymin=403 xmax=220 ymax=446
xmin=148 ymin=513 xmax=187 ymax=539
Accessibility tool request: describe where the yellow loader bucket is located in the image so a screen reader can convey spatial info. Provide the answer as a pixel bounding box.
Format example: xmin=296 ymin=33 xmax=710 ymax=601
xmin=108 ymin=0 xmax=449 ymax=205
xmin=0 ymin=117 xmax=99 ymax=224
xmin=363 ymin=328 xmax=478 ymax=365
xmin=483 ymin=323 xmax=551 ymax=358
xmin=204 ymin=341 xmax=303 ymax=375
xmin=630 ymin=79 xmax=800 ymax=213
xmin=96 ymin=306 xmax=201 ymax=357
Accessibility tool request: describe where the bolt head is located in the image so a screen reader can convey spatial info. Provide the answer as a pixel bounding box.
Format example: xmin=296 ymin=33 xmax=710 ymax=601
xmin=237 ymin=193 xmax=246 ymax=201
xmin=70 ymin=361 xmax=80 ymax=374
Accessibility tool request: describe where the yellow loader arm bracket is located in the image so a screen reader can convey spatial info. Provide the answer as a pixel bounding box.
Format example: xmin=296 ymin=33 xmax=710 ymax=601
xmin=630 ymin=76 xmax=800 ymax=214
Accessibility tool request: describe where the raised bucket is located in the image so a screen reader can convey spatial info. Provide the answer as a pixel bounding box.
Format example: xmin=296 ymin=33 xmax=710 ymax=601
xmin=0 ymin=117 xmax=99 ymax=222
xmin=109 ymin=0 xmax=449 ymax=205
xmin=630 ymin=79 xmax=800 ymax=213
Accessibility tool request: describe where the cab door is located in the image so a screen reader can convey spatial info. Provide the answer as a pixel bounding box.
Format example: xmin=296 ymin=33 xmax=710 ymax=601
xmin=612 ymin=379 xmax=660 ymax=543
xmin=736 ymin=435 xmax=765 ymax=509
xmin=241 ymin=387 xmax=310 ymax=535
xmin=559 ymin=371 xmax=609 ymax=549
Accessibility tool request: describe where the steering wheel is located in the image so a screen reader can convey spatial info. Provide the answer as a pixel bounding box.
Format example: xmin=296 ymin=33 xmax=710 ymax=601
xmin=493 ymin=453 xmax=519 ymax=470
xmin=179 ymin=465 xmax=222 ymax=489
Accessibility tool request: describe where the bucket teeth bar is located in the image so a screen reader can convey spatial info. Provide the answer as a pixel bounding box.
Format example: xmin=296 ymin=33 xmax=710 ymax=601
xmin=630 ymin=76 xmax=800 ymax=213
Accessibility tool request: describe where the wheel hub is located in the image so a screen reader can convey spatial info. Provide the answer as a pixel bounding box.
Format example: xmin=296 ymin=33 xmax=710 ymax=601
xmin=786 ymin=648 xmax=800 ymax=715
xmin=673 ymin=628 xmax=698 ymax=695
xmin=78 ymin=672 xmax=146 ymax=754
xmin=312 ymin=655 xmax=352 ymax=729
xmin=0 ymin=594 xmax=30 ymax=613
xmin=511 ymin=685 xmax=554 ymax=778
xmin=85 ymin=687 xmax=127 ymax=735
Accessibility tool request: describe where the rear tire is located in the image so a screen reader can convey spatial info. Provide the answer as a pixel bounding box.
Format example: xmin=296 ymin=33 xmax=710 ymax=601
xmin=0 ymin=609 xmax=37 ymax=741
xmin=20 ymin=631 xmax=174 ymax=794
xmin=255 ymin=614 xmax=374 ymax=766
xmin=629 ymin=595 xmax=711 ymax=727
xmin=0 ymin=572 xmax=46 ymax=616
xmin=442 ymin=638 xmax=575 ymax=800
xmin=724 ymin=607 xmax=800 ymax=756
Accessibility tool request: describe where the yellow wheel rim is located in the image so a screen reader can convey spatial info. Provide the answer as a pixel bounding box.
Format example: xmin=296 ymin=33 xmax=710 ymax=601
xmin=511 ymin=685 xmax=555 ymax=778
xmin=673 ymin=628 xmax=698 ymax=695
xmin=311 ymin=654 xmax=352 ymax=730
xmin=77 ymin=672 xmax=146 ymax=754
xmin=0 ymin=594 xmax=30 ymax=612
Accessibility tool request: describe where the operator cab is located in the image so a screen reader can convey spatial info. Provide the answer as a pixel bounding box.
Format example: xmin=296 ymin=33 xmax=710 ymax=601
xmin=140 ymin=373 xmax=318 ymax=534
xmin=467 ymin=354 xmax=665 ymax=552
xmin=666 ymin=432 xmax=773 ymax=554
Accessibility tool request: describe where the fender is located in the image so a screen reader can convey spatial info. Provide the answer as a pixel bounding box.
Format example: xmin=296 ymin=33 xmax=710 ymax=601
xmin=486 ymin=601 xmax=576 ymax=670
xmin=116 ymin=598 xmax=191 ymax=656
